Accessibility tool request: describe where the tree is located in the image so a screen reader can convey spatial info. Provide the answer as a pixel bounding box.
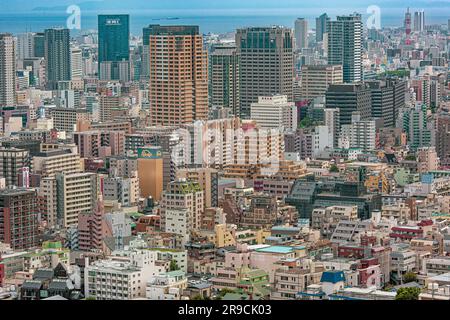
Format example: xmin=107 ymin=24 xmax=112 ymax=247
xmin=169 ymin=260 xmax=179 ymax=271
xmin=329 ymin=165 xmax=339 ymax=173
xmin=214 ymin=288 xmax=235 ymax=300
xmin=403 ymin=272 xmax=418 ymax=283
xmin=395 ymin=287 xmax=421 ymax=300
xmin=299 ymin=117 xmax=313 ymax=128
xmin=404 ymin=155 xmax=416 ymax=161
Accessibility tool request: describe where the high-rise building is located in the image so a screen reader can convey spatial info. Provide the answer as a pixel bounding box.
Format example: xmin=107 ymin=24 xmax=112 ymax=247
xmin=147 ymin=25 xmax=208 ymax=126
xmin=250 ymin=95 xmax=298 ymax=132
xmin=327 ymin=14 xmax=363 ymax=83
xmin=325 ymin=83 xmax=372 ymax=128
xmin=414 ymin=10 xmax=425 ymax=32
xmin=0 ymin=188 xmax=39 ymax=250
xmin=236 ymin=27 xmax=294 ymax=119
xmin=0 ymin=148 xmax=29 ymax=187
xmin=0 ymin=33 xmax=16 ymax=106
xmin=32 ymin=33 xmax=45 ymax=58
xmin=300 ymin=65 xmax=343 ymax=100
xmin=324 ymin=108 xmax=340 ymax=148
xmin=316 ymin=13 xmax=330 ymax=42
xmin=98 ymin=15 xmax=130 ymax=81
xmin=160 ymin=179 xmax=204 ymax=247
xmin=71 ymin=46 xmax=83 ymax=80
xmin=210 ymin=45 xmax=240 ymax=116
xmin=436 ymin=107 xmax=450 ymax=166
xmin=294 ymin=18 xmax=308 ymax=50
xmin=340 ymin=112 xmax=376 ymax=151
xmin=44 ymin=28 xmax=71 ymax=90
xmin=137 ymin=146 xmax=163 ymax=201
xmin=16 ymin=33 xmax=35 ymax=60
xmin=55 ymin=172 xmax=100 ymax=227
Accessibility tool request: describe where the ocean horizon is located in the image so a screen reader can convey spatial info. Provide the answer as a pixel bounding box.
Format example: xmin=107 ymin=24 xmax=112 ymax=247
xmin=0 ymin=10 xmax=448 ymax=35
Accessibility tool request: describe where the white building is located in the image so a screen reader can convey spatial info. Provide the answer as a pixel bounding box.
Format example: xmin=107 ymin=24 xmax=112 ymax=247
xmin=146 ymin=271 xmax=188 ymax=300
xmin=250 ymin=95 xmax=297 ymax=132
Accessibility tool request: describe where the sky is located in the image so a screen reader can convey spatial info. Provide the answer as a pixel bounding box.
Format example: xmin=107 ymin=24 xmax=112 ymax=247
xmin=1 ymin=0 xmax=449 ymax=13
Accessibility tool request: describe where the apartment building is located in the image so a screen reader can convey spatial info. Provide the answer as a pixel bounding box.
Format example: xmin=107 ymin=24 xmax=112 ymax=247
xmin=146 ymin=271 xmax=187 ymax=300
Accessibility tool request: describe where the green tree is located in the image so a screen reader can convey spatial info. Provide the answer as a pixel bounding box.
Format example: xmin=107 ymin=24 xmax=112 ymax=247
xmin=405 ymin=155 xmax=416 ymax=161
xmin=395 ymin=287 xmax=421 ymax=300
xmin=403 ymin=272 xmax=417 ymax=283
xmin=214 ymin=288 xmax=235 ymax=300
xmin=329 ymin=165 xmax=339 ymax=173
xmin=300 ymin=117 xmax=313 ymax=128
xmin=169 ymin=260 xmax=179 ymax=271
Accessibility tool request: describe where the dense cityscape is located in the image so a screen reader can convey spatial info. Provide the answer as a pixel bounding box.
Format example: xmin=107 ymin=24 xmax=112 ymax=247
xmin=0 ymin=2 xmax=450 ymax=303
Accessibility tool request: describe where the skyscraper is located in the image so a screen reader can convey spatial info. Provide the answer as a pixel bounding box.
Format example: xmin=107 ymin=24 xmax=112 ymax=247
xmin=210 ymin=45 xmax=240 ymax=116
xmin=44 ymin=28 xmax=71 ymax=90
xmin=0 ymin=33 xmax=16 ymax=106
xmin=295 ymin=18 xmax=308 ymax=50
xmin=98 ymin=14 xmax=130 ymax=81
xmin=325 ymin=83 xmax=372 ymax=128
xmin=327 ymin=14 xmax=363 ymax=83
xmin=236 ymin=27 xmax=294 ymax=119
xmin=414 ymin=10 xmax=425 ymax=32
xmin=147 ymin=25 xmax=208 ymax=126
xmin=316 ymin=13 xmax=329 ymax=42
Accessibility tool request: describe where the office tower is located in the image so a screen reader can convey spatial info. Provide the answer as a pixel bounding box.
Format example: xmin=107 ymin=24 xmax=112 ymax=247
xmin=327 ymin=14 xmax=363 ymax=83
xmin=236 ymin=27 xmax=294 ymax=119
xmin=250 ymin=95 xmax=298 ymax=131
xmin=436 ymin=107 xmax=450 ymax=166
xmin=98 ymin=14 xmax=130 ymax=81
xmin=0 ymin=148 xmax=29 ymax=187
xmin=324 ymin=108 xmax=340 ymax=148
xmin=316 ymin=13 xmax=330 ymax=42
xmin=0 ymin=188 xmax=38 ymax=250
xmin=16 ymin=33 xmax=35 ymax=60
xmin=44 ymin=28 xmax=71 ymax=90
xmin=33 ymin=33 xmax=45 ymax=58
xmin=366 ymin=80 xmax=395 ymax=128
xmin=0 ymin=33 xmax=16 ymax=106
xmin=325 ymin=83 xmax=372 ymax=127
xmin=137 ymin=146 xmax=163 ymax=201
xmin=55 ymin=172 xmax=99 ymax=227
xmin=295 ymin=18 xmax=308 ymax=50
xmin=141 ymin=26 xmax=152 ymax=79
xmin=414 ymin=10 xmax=425 ymax=32
xmin=71 ymin=46 xmax=83 ymax=80
xmin=147 ymin=25 xmax=208 ymax=126
xmin=210 ymin=45 xmax=240 ymax=116
xmin=366 ymin=79 xmax=406 ymax=128
xmin=300 ymin=64 xmax=343 ymax=100
xmin=160 ymin=179 xmax=204 ymax=247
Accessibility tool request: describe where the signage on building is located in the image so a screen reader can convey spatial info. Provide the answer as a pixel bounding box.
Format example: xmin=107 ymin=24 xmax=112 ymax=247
xmin=137 ymin=147 xmax=162 ymax=159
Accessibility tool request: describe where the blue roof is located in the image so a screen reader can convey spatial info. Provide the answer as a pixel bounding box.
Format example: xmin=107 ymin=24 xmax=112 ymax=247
xmin=255 ymin=246 xmax=294 ymax=254
xmin=320 ymin=271 xmax=345 ymax=284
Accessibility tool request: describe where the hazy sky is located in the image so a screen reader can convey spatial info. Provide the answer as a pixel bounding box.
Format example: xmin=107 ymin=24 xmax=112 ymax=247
xmin=1 ymin=0 xmax=449 ymax=13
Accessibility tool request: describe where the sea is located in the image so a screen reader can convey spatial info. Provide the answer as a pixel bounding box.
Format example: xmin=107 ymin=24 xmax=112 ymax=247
xmin=0 ymin=9 xmax=448 ymax=36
